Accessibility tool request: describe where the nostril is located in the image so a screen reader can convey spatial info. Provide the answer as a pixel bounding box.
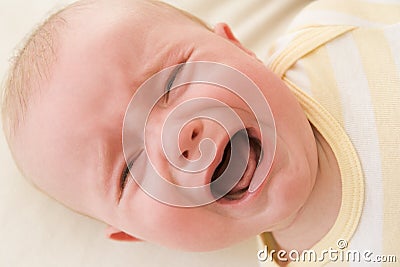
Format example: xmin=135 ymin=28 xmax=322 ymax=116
xmin=182 ymin=150 xmax=189 ymax=159
xmin=191 ymin=129 xmax=199 ymax=140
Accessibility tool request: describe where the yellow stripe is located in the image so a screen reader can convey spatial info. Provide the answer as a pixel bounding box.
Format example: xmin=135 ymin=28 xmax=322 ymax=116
xmin=300 ymin=46 xmax=345 ymax=126
xmin=306 ymin=0 xmax=400 ymax=24
xmin=352 ymin=28 xmax=400 ymax=258
xmin=269 ymin=26 xmax=355 ymax=78
xmin=284 ymin=79 xmax=364 ymax=267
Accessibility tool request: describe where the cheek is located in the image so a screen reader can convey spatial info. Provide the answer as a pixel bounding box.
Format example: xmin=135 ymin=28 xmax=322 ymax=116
xmin=130 ymin=207 xmax=211 ymax=249
xmin=119 ymin=195 xmax=186 ymax=242
xmin=263 ymin=169 xmax=313 ymax=225
xmin=120 ymin=193 xmax=239 ymax=251
xmin=281 ymin=178 xmax=310 ymax=208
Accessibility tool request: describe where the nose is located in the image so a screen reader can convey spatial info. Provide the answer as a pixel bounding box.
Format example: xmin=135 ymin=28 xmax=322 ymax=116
xmin=178 ymin=119 xmax=203 ymax=161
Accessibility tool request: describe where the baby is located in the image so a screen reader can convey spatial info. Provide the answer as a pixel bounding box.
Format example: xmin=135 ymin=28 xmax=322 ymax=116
xmin=2 ymin=0 xmax=399 ymax=266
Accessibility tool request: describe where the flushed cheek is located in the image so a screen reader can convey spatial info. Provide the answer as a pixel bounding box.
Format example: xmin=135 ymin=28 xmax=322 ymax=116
xmin=120 ymin=188 xmax=258 ymax=251
xmin=134 ymin=210 xmax=197 ymax=244
xmin=128 ymin=202 xmax=230 ymax=250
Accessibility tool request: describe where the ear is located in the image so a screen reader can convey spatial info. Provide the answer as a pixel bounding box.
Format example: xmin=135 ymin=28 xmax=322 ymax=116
xmin=213 ymin=23 xmax=257 ymax=58
xmin=105 ymin=225 xmax=142 ymax=242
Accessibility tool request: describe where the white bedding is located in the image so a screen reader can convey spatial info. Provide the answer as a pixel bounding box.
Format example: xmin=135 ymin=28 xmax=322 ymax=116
xmin=0 ymin=1 xmax=312 ymax=266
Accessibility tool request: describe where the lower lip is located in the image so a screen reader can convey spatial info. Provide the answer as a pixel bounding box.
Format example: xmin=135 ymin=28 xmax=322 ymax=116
xmin=215 ymin=185 xmax=261 ymax=206
xmin=215 ymin=167 xmax=262 ymax=206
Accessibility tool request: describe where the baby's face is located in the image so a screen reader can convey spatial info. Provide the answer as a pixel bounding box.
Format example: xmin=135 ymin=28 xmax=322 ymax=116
xmin=14 ymin=2 xmax=317 ymax=251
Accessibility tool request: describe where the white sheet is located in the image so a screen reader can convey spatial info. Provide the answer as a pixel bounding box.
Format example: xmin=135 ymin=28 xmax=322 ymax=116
xmin=0 ymin=1 xmax=312 ymax=266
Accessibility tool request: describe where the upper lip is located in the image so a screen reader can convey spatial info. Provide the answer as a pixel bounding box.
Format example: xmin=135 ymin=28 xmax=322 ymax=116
xmin=206 ymin=133 xmax=231 ymax=186
xmin=207 ymin=128 xmax=261 ymax=200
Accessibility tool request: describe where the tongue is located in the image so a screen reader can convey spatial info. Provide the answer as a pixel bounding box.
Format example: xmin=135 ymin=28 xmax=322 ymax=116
xmin=211 ymin=130 xmax=254 ymax=198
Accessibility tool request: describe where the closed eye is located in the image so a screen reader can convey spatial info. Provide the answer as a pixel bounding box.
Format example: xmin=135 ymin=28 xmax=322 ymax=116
xmin=164 ymin=63 xmax=185 ymax=103
xmin=119 ymin=160 xmax=133 ymax=201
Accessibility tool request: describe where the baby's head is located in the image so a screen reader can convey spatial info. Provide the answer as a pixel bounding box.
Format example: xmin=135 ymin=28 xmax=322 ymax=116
xmin=2 ymin=0 xmax=318 ymax=251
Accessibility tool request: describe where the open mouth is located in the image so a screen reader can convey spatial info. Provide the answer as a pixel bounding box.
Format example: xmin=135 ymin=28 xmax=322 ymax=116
xmin=210 ymin=129 xmax=262 ymax=202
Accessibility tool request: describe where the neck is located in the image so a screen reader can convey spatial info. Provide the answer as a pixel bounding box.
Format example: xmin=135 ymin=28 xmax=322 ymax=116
xmin=272 ymin=127 xmax=342 ymax=253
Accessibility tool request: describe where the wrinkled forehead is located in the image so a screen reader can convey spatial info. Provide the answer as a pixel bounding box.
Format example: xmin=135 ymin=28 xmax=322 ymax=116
xmin=58 ymin=0 xmax=199 ymax=89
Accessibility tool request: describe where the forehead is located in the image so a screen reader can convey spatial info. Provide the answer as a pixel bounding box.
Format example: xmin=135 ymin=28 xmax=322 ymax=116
xmin=58 ymin=1 xmax=200 ymax=89
xmin=47 ymin=1 xmax=198 ymax=129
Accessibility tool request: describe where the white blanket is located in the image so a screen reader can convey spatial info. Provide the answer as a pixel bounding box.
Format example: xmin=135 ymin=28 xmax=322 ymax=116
xmin=0 ymin=1 xmax=311 ymax=266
